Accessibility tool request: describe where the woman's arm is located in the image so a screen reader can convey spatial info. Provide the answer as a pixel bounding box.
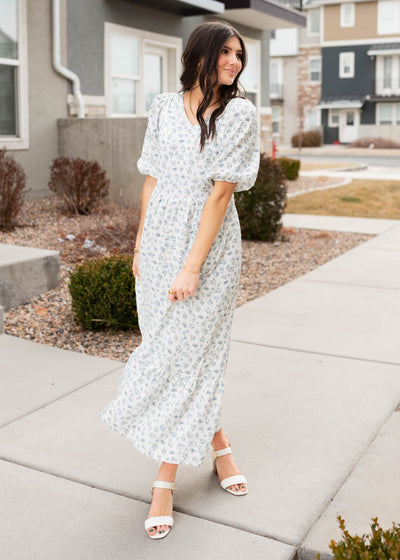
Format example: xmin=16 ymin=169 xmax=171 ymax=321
xmin=132 ymin=174 xmax=157 ymax=279
xmin=168 ymin=180 xmax=236 ymax=302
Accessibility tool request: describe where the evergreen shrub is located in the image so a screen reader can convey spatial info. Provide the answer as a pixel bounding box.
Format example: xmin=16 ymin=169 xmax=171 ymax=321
xmin=234 ymin=153 xmax=287 ymax=242
xmin=0 ymin=147 xmax=28 ymax=230
xmin=291 ymin=129 xmax=322 ymax=148
xmin=314 ymin=515 xmax=400 ymax=559
xmin=49 ymin=156 xmax=110 ymax=215
xmin=277 ymin=157 xmax=300 ymax=180
xmin=69 ymin=254 xmax=138 ymax=330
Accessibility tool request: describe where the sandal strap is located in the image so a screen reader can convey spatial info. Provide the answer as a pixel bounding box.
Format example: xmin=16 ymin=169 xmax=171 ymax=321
xmin=152 ymin=480 xmax=175 ymax=490
xmin=213 ymin=446 xmax=232 ymax=459
xmin=220 ymin=474 xmax=247 ymax=489
xmin=144 ymin=515 xmax=174 ymax=530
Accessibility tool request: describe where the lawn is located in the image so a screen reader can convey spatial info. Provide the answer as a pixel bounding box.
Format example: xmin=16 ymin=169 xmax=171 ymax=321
xmin=285 ymin=179 xmax=400 ymax=220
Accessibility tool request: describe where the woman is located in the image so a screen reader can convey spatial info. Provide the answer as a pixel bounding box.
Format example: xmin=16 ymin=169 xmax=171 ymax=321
xmin=100 ymin=20 xmax=260 ymax=540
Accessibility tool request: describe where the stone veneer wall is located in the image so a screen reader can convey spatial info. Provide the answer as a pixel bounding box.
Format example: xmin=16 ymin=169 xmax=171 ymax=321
xmin=297 ymin=45 xmax=321 ymax=131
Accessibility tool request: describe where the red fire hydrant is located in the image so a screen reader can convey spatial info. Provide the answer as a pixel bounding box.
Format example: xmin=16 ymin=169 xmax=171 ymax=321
xmin=272 ymin=140 xmax=277 ymax=159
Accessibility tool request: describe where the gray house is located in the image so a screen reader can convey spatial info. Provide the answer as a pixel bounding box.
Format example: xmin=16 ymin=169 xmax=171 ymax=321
xmin=1 ymin=0 xmax=305 ymax=206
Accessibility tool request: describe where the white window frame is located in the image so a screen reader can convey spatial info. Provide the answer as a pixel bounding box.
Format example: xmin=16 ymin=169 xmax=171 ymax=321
xmin=305 ymin=108 xmax=321 ymax=129
xmin=328 ymin=108 xmax=340 ymax=127
xmin=0 ymin=0 xmax=29 ymax=150
xmin=270 ymin=58 xmax=283 ymax=98
xmin=378 ymin=0 xmax=400 ymax=34
xmin=339 ymin=51 xmax=355 ymax=78
xmin=340 ymin=3 xmax=355 ymax=27
xmin=377 ymin=102 xmax=400 ymax=124
xmin=241 ymin=36 xmax=261 ymax=114
xmin=309 ymin=56 xmax=322 ymax=82
xmin=271 ymin=105 xmax=281 ymax=134
xmin=308 ymin=8 xmax=321 ymax=36
xmin=104 ymin=22 xmax=182 ymax=117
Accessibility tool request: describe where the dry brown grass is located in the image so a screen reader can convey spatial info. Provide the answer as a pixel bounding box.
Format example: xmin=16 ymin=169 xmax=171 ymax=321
xmin=300 ymin=161 xmax=357 ymax=171
xmin=286 ymin=179 xmax=400 ymax=219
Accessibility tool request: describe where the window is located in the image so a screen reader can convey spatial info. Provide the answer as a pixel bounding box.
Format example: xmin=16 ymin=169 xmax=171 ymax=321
xmin=272 ymin=105 xmax=281 ymax=134
xmin=378 ymin=0 xmax=400 ymax=34
xmin=270 ymin=30 xmax=276 ymax=39
xmin=309 ymin=57 xmax=321 ymax=82
xmin=306 ymin=109 xmax=320 ymax=128
xmin=340 ymin=3 xmax=355 ymax=26
xmin=270 ymin=59 xmax=282 ymax=97
xmin=0 ymin=0 xmax=29 ymax=149
xmin=329 ymin=108 xmax=340 ymax=127
xmin=308 ymin=9 xmax=321 ymax=35
xmin=383 ymin=55 xmax=392 ymax=88
xmin=339 ymin=52 xmax=355 ymax=78
xmin=378 ymin=103 xmax=400 ymax=124
xmin=105 ymin=23 xmax=181 ymax=117
xmin=240 ymin=37 xmax=261 ymax=109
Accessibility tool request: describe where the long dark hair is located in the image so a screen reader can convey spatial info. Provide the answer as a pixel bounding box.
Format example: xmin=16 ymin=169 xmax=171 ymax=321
xmin=180 ymin=21 xmax=247 ymax=151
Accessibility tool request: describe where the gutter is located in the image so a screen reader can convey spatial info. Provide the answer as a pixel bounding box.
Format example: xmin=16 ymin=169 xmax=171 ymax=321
xmin=51 ymin=0 xmax=85 ymax=118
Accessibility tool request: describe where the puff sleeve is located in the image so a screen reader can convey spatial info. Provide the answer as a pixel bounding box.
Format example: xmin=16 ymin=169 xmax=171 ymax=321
xmin=207 ymin=98 xmax=260 ymax=192
xmin=137 ymin=93 xmax=168 ymax=179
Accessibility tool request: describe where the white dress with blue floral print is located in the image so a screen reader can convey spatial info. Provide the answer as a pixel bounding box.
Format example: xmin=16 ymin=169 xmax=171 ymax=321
xmin=100 ymin=91 xmax=260 ymax=467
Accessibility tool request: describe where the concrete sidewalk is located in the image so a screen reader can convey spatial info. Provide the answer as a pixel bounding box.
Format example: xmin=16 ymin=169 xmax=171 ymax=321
xmin=1 ymin=214 xmax=400 ymax=560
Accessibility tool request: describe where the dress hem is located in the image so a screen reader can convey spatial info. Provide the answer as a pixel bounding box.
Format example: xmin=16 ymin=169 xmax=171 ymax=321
xmin=100 ymin=412 xmax=213 ymax=468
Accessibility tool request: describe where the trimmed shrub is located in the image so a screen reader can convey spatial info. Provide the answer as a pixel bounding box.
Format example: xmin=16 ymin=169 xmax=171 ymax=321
xmin=0 ymin=146 xmax=28 ymax=230
xmin=49 ymin=156 xmax=110 ymax=215
xmin=314 ymin=515 xmax=400 ymax=559
xmin=234 ymin=153 xmax=287 ymax=242
xmin=277 ymin=157 xmax=300 ymax=181
xmin=351 ymin=137 xmax=400 ymax=149
xmin=291 ymin=129 xmax=322 ymax=148
xmin=69 ymin=254 xmax=138 ymax=330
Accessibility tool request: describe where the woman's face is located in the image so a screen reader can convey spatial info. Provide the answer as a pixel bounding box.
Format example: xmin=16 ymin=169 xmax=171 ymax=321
xmin=216 ymin=35 xmax=243 ymax=86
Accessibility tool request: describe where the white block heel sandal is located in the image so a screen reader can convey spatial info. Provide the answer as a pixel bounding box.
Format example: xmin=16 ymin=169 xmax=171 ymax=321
xmin=144 ymin=480 xmax=174 ymax=539
xmin=212 ymin=439 xmax=248 ymax=496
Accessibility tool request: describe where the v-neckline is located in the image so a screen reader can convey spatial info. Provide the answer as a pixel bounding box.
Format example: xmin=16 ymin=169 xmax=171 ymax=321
xmin=180 ymin=91 xmax=212 ymax=127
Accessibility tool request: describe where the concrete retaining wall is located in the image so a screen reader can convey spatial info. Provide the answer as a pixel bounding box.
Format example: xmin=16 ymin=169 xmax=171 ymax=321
xmin=58 ymin=118 xmax=147 ymax=208
xmin=358 ymin=124 xmax=400 ymax=142
xmin=0 ymin=244 xmax=60 ymax=311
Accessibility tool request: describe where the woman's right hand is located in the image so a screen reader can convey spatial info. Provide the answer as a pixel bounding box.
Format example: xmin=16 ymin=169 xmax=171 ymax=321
xmin=132 ymin=253 xmax=140 ymax=280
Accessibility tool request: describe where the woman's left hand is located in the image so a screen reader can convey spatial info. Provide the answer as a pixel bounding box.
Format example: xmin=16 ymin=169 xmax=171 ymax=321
xmin=168 ymin=268 xmax=199 ymax=302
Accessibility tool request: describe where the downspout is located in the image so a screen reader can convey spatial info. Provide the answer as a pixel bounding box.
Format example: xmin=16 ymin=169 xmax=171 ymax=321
xmin=52 ymin=0 xmax=85 ymax=118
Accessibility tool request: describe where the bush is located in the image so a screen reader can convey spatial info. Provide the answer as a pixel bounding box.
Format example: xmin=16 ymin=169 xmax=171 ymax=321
xmin=69 ymin=253 xmax=138 ymax=330
xmin=234 ymin=153 xmax=287 ymax=242
xmin=351 ymin=137 xmax=400 ymax=149
xmin=291 ymin=129 xmax=322 ymax=148
xmin=48 ymin=156 xmax=110 ymax=215
xmin=0 ymin=147 xmax=28 ymax=230
xmin=314 ymin=515 xmax=400 ymax=559
xmin=277 ymin=157 xmax=300 ymax=180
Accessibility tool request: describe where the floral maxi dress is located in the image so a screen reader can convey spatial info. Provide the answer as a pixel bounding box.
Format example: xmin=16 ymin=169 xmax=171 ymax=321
xmin=100 ymin=91 xmax=260 ymax=467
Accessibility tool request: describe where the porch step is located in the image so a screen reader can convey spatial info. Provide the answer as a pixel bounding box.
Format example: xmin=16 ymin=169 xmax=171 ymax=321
xmin=0 ymin=243 xmax=60 ymax=312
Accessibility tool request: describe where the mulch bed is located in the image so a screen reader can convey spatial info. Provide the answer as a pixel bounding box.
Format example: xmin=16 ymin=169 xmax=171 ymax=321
xmin=0 ymin=193 xmax=373 ymax=362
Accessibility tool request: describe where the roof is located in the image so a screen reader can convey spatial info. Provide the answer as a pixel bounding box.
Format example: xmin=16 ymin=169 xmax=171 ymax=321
xmin=367 ymin=44 xmax=400 ymax=56
xmin=319 ymin=95 xmax=365 ymax=109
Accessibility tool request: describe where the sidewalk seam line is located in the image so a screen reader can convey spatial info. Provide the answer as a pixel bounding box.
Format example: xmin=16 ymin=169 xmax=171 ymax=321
xmin=0 ymin=365 xmax=123 ymax=431
xmin=298 ymin=278 xmax=400 ymax=291
xmin=296 ymin=405 xmax=400 ymax=558
xmin=231 ymin=339 xmax=400 ymax=367
xmin=0 ymin=456 xmax=297 ymax=548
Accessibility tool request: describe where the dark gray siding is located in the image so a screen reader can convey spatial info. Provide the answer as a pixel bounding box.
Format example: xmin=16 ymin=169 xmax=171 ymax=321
xmin=321 ymin=45 xmax=375 ymax=99
xmin=321 ymin=109 xmax=338 ymax=144
xmin=360 ymin=100 xmax=376 ymax=124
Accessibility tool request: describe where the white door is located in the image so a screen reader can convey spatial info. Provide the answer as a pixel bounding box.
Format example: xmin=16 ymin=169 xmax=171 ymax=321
xmin=339 ymin=109 xmax=359 ymax=143
xmin=143 ymin=45 xmax=168 ymax=113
